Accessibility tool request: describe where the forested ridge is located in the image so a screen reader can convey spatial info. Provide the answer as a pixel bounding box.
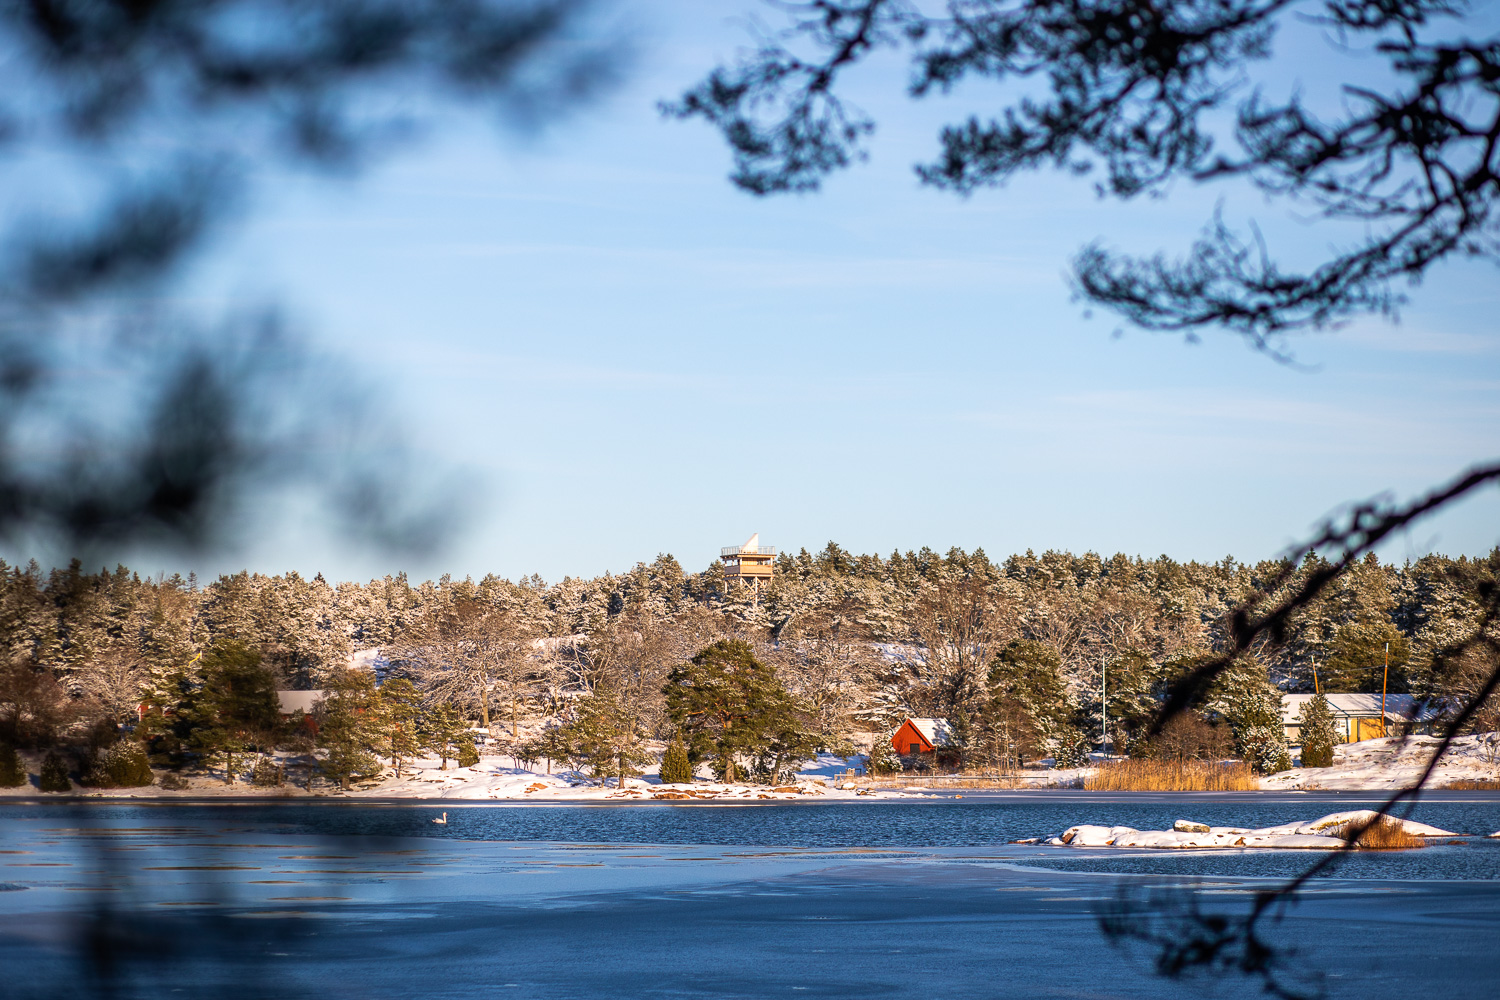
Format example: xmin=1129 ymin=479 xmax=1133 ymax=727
xmin=3 ymin=544 xmax=1496 ymax=771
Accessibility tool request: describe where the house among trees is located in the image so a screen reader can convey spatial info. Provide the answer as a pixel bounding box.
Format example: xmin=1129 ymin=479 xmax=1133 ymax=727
xmin=893 ymin=717 xmax=954 ymax=757
xmin=277 ymin=690 xmax=326 ymax=734
xmin=1281 ymin=694 xmax=1422 ymax=745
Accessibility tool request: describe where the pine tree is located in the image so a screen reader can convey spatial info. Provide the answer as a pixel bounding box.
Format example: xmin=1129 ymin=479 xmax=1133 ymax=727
xmin=659 ymin=734 xmax=694 ymax=784
xmin=664 ymin=639 xmax=816 ymax=784
xmin=1324 ymin=623 xmax=1411 ymax=692
xmin=39 ymin=750 xmax=71 ymax=792
xmin=0 ymin=745 xmax=25 ymax=787
xmin=1298 ymin=694 xmax=1339 ymax=769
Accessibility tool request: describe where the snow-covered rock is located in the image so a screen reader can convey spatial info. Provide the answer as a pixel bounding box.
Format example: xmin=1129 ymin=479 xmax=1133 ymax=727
xmin=1050 ymin=811 xmax=1454 ymax=850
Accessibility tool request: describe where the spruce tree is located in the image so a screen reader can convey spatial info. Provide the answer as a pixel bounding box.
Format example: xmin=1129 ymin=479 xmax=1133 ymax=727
xmin=376 ymin=677 xmax=424 ymax=777
xmin=455 ymin=733 xmax=480 ymax=768
xmin=251 ymin=756 xmax=284 ymax=786
xmin=1298 ymin=694 xmax=1339 ymax=769
xmin=865 ymin=733 xmax=898 ymax=776
xmin=660 ymin=734 xmax=694 ymax=784
xmin=100 ymin=741 xmax=155 ymax=787
xmin=187 ymin=641 xmax=281 ymax=783
xmin=0 ymin=745 xmax=25 ymax=787
xmin=39 ymin=750 xmax=71 ymax=792
xmin=1050 ymin=729 xmax=1091 ymax=769
xmin=988 ymin=641 xmax=1075 ymax=762
xmin=947 ymin=707 xmax=973 ymax=770
xmin=1202 ymin=657 xmax=1294 ymax=775
xmin=423 ymin=704 xmax=466 ymax=769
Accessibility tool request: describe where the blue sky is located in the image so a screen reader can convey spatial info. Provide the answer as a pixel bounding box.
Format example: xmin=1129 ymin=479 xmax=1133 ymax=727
xmin=160 ymin=2 xmax=1500 ymax=583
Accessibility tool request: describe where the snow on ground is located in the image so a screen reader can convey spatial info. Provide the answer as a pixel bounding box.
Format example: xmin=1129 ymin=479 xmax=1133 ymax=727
xmin=10 ymin=733 xmax=1498 ymax=799
xmin=340 ymin=752 xmax=898 ymax=801
xmin=1262 ymin=732 xmax=1500 ymax=790
xmin=0 ymin=750 xmax=909 ymax=801
xmin=1048 ymin=810 xmax=1458 ymax=849
xmin=337 ymin=759 xmax=845 ymax=802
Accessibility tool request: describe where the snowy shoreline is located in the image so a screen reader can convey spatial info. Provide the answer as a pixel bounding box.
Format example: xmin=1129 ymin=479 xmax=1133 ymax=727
xmin=4 ymin=734 xmax=1496 ymax=802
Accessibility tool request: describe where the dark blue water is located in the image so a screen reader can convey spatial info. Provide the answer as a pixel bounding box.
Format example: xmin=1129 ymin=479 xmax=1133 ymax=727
xmin=4 ymin=790 xmax=1495 ymax=850
xmin=3 ymin=795 xmax=1498 ymax=999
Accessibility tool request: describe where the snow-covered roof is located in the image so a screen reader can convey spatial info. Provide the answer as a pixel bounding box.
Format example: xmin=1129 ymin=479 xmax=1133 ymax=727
xmin=1281 ymin=693 xmax=1419 ymax=724
xmin=906 ymin=717 xmax=954 ymax=748
xmin=277 ymin=690 xmax=326 ymax=715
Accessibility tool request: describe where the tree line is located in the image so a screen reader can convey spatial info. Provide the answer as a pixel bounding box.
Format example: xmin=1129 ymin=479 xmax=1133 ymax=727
xmin=0 ymin=544 xmax=1495 ymax=787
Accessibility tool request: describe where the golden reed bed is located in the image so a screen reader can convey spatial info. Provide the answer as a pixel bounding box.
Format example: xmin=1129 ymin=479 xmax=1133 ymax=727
xmin=1335 ymin=815 xmax=1428 ymax=849
xmin=1083 ymin=759 xmax=1258 ymax=792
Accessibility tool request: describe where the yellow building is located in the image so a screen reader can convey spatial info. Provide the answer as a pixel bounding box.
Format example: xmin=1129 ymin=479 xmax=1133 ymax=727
xmin=721 ymin=533 xmax=775 ymax=591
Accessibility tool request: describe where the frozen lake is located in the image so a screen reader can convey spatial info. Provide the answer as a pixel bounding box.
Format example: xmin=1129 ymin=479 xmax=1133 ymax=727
xmin=3 ymin=793 xmax=1498 ymax=998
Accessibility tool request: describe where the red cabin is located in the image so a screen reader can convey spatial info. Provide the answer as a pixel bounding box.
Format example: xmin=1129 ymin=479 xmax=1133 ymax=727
xmin=892 ymin=717 xmax=954 ymax=756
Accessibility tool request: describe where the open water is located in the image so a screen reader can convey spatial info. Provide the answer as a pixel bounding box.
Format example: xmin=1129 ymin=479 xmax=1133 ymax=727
xmin=2 ymin=792 xmax=1498 ymax=999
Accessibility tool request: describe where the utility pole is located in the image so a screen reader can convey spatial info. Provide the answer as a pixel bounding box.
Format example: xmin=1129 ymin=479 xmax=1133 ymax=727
xmin=1381 ymin=641 xmax=1390 ymax=738
xmin=1101 ymin=653 xmax=1108 ymax=759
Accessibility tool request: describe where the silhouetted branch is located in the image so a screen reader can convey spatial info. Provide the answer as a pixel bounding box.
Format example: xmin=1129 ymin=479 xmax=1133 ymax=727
xmin=1102 ymin=464 xmax=1500 ymax=995
xmin=671 ymin=1 xmax=1498 ymax=344
xmin=1154 ymin=460 xmax=1500 ymax=730
xmin=0 ymin=0 xmax=620 ymax=557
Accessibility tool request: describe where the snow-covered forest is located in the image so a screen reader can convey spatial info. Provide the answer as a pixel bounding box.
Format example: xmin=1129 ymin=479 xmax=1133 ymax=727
xmin=3 ymin=545 xmax=1497 ymax=767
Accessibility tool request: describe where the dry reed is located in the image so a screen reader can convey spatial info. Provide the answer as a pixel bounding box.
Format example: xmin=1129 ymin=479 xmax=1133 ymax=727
xmin=862 ymin=775 xmax=1040 ymax=789
xmin=1443 ymin=778 xmax=1500 ymax=790
xmin=1335 ymin=815 xmax=1427 ymax=850
xmin=1083 ymin=759 xmax=1258 ymax=792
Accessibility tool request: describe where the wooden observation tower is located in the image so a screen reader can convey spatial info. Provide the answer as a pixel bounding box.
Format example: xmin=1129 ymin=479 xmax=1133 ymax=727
xmin=721 ymin=533 xmax=775 ymax=595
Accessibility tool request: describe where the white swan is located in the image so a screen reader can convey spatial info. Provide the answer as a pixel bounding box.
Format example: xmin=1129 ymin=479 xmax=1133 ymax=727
xmin=432 ymin=811 xmax=447 ymax=825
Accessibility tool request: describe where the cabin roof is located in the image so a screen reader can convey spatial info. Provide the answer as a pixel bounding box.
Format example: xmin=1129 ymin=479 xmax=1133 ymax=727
xmin=904 ymin=717 xmax=954 ymax=748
